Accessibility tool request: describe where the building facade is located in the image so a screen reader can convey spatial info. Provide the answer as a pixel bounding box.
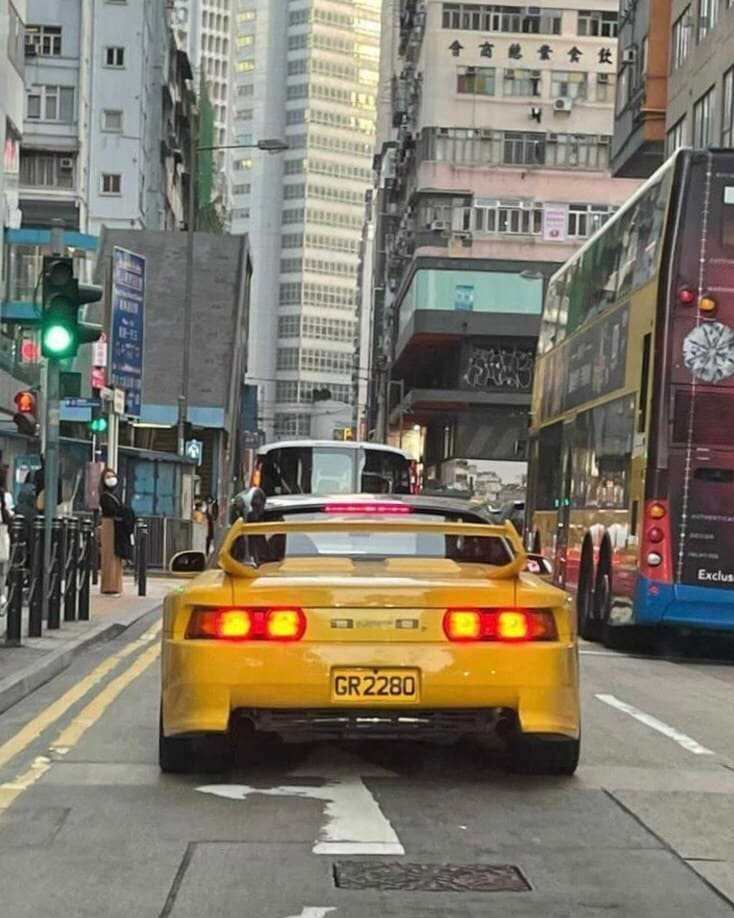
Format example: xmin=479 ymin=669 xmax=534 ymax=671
xmin=172 ymin=0 xmax=232 ymax=223
xmin=610 ymin=0 xmax=670 ymax=177
xmin=666 ymin=0 xmax=734 ymax=157
xmin=231 ymin=0 xmax=382 ymax=441
xmin=18 ymin=0 xmax=193 ymax=235
xmin=364 ymin=0 xmax=640 ymax=488
xmin=1 ymin=0 xmax=26 ymax=289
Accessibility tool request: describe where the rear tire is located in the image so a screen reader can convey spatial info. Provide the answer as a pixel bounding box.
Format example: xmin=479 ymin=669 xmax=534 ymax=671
xmin=159 ymin=711 xmax=232 ymax=774
xmin=507 ymin=734 xmax=580 ymax=776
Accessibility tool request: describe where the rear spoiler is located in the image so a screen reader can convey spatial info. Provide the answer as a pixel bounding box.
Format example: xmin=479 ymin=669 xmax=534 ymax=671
xmin=218 ymin=519 xmax=527 ymax=580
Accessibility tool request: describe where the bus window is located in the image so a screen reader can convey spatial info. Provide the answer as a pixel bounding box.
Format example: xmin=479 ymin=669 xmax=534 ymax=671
xmin=536 ymin=422 xmax=563 ymax=509
xmin=637 ymin=333 xmax=651 ymax=433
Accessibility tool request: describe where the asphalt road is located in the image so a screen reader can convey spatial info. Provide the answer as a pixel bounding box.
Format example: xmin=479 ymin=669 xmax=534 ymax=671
xmin=2 ymin=610 xmax=734 ymax=917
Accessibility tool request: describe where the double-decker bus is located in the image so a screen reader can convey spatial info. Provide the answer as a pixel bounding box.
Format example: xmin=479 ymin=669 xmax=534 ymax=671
xmin=525 ymin=148 xmax=734 ymax=644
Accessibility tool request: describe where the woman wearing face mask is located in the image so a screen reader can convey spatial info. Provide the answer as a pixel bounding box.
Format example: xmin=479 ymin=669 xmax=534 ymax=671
xmin=99 ymin=468 xmax=134 ymax=595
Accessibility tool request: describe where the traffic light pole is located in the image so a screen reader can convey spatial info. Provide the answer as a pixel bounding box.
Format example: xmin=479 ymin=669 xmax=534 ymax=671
xmin=43 ymin=360 xmax=60 ymax=622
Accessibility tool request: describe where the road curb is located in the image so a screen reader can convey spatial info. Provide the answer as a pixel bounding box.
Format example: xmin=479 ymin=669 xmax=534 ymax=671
xmin=0 ymin=601 xmax=163 ymax=717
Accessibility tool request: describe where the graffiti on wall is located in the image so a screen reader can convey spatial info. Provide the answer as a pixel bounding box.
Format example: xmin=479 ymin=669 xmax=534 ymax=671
xmin=462 ymin=344 xmax=535 ymax=391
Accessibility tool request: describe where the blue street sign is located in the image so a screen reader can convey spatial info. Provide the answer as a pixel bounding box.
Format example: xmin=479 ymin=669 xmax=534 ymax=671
xmin=63 ymin=398 xmax=101 ymax=409
xmin=110 ymin=247 xmax=145 ymax=417
xmin=185 ymin=439 xmax=203 ymax=465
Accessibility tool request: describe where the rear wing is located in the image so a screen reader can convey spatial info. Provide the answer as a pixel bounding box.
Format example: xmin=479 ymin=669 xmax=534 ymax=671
xmin=218 ymin=519 xmax=527 ymax=580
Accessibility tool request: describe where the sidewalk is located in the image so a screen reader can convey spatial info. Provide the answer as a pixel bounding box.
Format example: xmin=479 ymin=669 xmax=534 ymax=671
xmin=0 ymin=575 xmax=179 ymax=716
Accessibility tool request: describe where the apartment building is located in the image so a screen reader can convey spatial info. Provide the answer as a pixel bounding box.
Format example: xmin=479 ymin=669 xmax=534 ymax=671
xmin=1 ymin=0 xmax=26 ymax=287
xmin=364 ymin=0 xmax=640 ymax=485
xmin=231 ymin=0 xmax=382 ymax=440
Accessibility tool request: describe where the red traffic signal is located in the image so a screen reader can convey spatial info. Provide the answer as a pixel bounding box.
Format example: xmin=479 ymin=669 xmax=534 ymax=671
xmin=14 ymin=391 xmax=36 ymax=414
xmin=13 ymin=390 xmax=38 ymax=437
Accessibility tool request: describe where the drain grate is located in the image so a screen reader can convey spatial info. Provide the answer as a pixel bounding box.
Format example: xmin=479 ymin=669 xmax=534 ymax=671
xmin=333 ymin=862 xmax=531 ymax=892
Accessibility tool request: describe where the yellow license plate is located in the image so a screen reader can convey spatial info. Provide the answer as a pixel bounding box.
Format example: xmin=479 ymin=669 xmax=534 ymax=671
xmin=331 ymin=668 xmax=420 ymax=703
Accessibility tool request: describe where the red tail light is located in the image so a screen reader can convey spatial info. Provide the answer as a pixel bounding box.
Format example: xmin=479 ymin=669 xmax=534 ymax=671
xmin=186 ymin=607 xmax=306 ymax=642
xmin=639 ymin=499 xmax=673 ymax=582
xmin=443 ymin=608 xmax=557 ymax=643
xmin=325 ymin=502 xmax=412 ymax=514
xmin=678 ymin=286 xmax=697 ymax=306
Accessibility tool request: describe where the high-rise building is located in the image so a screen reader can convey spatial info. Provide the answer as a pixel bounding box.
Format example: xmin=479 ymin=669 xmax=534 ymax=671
xmin=363 ymin=0 xmax=640 ymax=486
xmin=17 ymin=0 xmax=193 ymax=235
xmin=1 ymin=0 xmax=26 ymax=286
xmin=172 ymin=0 xmax=232 ymax=221
xmin=610 ymin=0 xmax=671 ymax=178
xmin=232 ymin=0 xmax=382 ymax=441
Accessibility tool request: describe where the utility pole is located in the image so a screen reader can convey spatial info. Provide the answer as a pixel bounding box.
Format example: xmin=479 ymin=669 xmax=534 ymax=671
xmin=42 ymin=221 xmax=65 ymax=618
xmin=179 ymin=113 xmax=197 ymax=457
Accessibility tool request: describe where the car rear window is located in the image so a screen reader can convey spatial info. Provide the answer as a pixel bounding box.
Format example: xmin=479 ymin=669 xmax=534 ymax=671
xmin=259 ymin=446 xmax=411 ymax=496
xmin=235 ymin=512 xmax=513 ymax=567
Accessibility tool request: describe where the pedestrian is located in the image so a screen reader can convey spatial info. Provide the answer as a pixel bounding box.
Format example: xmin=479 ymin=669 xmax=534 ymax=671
xmin=192 ymin=499 xmax=207 ymax=554
xmin=205 ymin=495 xmax=218 ymax=555
xmin=99 ymin=468 xmax=135 ymax=595
xmin=0 ymin=468 xmax=14 ymax=612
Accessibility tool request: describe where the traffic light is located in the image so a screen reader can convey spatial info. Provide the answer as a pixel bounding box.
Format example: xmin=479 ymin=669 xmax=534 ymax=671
xmin=89 ymin=414 xmax=108 ymax=434
xmin=41 ymin=256 xmax=103 ymax=360
xmin=13 ymin=390 xmax=39 ymax=437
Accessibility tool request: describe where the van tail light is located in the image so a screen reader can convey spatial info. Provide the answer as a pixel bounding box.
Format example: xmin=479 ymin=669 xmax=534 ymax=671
xmin=443 ymin=608 xmax=557 ymax=643
xmin=186 ymin=607 xmax=306 ymax=642
xmin=639 ymin=499 xmax=673 ymax=582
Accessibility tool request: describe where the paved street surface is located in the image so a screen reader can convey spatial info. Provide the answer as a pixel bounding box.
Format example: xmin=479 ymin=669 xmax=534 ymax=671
xmin=1 ymin=607 xmax=734 ymax=917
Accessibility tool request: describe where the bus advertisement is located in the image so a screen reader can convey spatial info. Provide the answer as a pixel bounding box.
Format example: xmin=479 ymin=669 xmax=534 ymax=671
xmin=525 ymin=148 xmax=734 ymax=644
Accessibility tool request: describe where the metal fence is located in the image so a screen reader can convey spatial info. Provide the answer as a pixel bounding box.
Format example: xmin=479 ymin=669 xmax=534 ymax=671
xmin=138 ymin=516 xmax=192 ymax=569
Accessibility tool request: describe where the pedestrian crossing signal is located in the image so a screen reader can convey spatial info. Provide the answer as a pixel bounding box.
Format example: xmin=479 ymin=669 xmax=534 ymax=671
xmin=13 ymin=390 xmax=38 ymax=436
xmin=89 ymin=416 xmax=108 ymax=433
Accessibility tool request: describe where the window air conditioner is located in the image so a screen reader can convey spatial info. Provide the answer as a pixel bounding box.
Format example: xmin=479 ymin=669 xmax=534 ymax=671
xmin=554 ymin=97 xmax=573 ymax=112
xmin=59 ymin=158 xmax=74 ymax=171
xmin=621 ymin=48 xmax=636 ymax=64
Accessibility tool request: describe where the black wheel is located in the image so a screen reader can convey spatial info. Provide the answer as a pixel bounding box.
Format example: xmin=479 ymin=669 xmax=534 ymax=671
xmin=577 ymin=546 xmax=601 ymax=642
xmin=507 ymin=734 xmax=580 ymax=776
xmin=159 ymin=711 xmax=232 ymax=774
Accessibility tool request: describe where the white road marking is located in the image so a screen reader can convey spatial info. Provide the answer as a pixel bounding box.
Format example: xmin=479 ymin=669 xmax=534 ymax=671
xmin=198 ymin=748 xmax=404 ymax=856
xmin=283 ymin=909 xmax=336 ymax=918
xmin=595 ymin=693 xmax=715 ymax=756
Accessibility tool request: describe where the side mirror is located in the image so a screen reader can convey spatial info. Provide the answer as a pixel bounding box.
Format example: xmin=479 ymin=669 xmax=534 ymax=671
xmin=525 ymin=553 xmax=553 ymax=577
xmin=169 ymin=550 xmax=207 ymax=576
xmin=229 ymin=486 xmax=266 ymax=524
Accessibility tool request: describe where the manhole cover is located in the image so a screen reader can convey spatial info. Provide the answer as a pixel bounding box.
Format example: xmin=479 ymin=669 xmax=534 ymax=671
xmin=333 ymin=862 xmax=531 ymax=892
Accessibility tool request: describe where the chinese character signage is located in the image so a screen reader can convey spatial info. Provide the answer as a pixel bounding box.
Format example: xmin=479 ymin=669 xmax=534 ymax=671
xmin=110 ymin=246 xmax=145 ymax=417
xmin=542 ymin=204 xmax=568 ymax=242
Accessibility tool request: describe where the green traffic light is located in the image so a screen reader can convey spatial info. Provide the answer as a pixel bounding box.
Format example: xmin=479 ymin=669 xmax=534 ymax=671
xmin=42 ymin=323 xmax=74 ymax=356
xmin=89 ymin=417 xmax=108 ymax=433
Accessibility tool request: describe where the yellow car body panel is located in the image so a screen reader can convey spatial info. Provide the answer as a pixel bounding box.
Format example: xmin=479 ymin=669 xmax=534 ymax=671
xmin=161 ymin=549 xmax=580 ymax=742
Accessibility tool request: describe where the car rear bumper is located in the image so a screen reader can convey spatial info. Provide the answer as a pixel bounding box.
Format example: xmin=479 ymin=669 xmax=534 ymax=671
xmin=161 ymin=640 xmax=580 ymax=741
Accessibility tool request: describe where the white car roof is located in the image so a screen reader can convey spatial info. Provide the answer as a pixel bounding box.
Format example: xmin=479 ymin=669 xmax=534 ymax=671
xmin=257 ymin=439 xmax=411 ymax=459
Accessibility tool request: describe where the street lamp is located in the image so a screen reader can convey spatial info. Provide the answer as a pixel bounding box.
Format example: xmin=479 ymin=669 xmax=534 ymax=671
xmin=179 ymin=136 xmax=288 ymax=457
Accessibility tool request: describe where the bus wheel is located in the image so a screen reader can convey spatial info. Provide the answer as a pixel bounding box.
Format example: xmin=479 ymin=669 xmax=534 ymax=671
xmin=577 ymin=547 xmax=601 ymax=642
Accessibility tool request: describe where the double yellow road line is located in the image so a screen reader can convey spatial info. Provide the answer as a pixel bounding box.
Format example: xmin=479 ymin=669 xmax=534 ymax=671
xmin=0 ymin=621 xmax=162 ymax=814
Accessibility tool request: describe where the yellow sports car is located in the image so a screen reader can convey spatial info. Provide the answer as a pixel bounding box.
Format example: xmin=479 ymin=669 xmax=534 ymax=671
xmin=160 ymin=493 xmax=579 ymax=775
